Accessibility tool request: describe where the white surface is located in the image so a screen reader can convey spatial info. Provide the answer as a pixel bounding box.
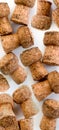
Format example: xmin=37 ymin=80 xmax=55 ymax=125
xmin=0 ymin=0 xmax=59 ymax=129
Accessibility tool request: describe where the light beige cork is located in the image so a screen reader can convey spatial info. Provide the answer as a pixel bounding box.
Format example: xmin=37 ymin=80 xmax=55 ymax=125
xmin=54 ymin=0 xmax=59 ymax=7
xmin=0 ymin=3 xmax=10 ymax=17
xmin=52 ymin=8 xmax=59 ymax=27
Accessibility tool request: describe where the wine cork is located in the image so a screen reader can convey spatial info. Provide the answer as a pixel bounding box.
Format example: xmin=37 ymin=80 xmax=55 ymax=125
xmin=1 ymin=33 xmax=20 ymax=53
xmin=0 ymin=127 xmax=5 ymax=130
xmin=11 ymin=5 xmax=30 ymax=25
xmin=0 ymin=74 xmax=10 ymax=92
xmin=31 ymin=15 xmax=51 ymax=30
xmin=48 ymin=71 xmax=59 ymax=93
xmin=0 ymin=3 xmax=10 ymax=17
xmin=20 ymin=47 xmax=42 ymax=66
xmin=54 ymin=0 xmax=59 ymax=7
xmin=52 ymin=8 xmax=59 ymax=27
xmin=10 ymin=66 xmax=27 ymax=84
xmin=17 ymin=26 xmax=34 ymax=48
xmin=13 ymin=86 xmax=32 ymax=104
xmin=0 ymin=17 xmax=12 ymax=36
xmin=15 ymin=0 xmax=35 ymax=8
xmin=32 ymin=80 xmax=52 ymax=101
xmin=18 ymin=118 xmax=33 ymax=130
xmin=42 ymin=46 xmax=59 ymax=65
xmin=40 ymin=116 xmax=56 ymax=130
xmin=44 ymin=31 xmax=59 ymax=46
xmin=37 ymin=0 xmax=51 ymax=16
xmin=29 ymin=61 xmax=48 ymax=81
xmin=42 ymin=99 xmax=59 ymax=119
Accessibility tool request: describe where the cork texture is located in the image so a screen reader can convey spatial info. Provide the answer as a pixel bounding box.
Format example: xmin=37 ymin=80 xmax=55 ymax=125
xmin=0 ymin=3 xmax=10 ymax=17
xmin=54 ymin=0 xmax=59 ymax=7
xmin=52 ymin=8 xmax=59 ymax=27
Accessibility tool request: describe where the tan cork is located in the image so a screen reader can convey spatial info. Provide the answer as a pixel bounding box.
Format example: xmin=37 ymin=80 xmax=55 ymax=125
xmin=54 ymin=0 xmax=59 ymax=7
xmin=0 ymin=3 xmax=10 ymax=17
xmin=52 ymin=8 xmax=59 ymax=27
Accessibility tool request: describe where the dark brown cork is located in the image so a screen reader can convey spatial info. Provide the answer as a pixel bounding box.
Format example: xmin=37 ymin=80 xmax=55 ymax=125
xmin=42 ymin=46 xmax=59 ymax=65
xmin=0 ymin=3 xmax=10 ymax=17
xmin=13 ymin=86 xmax=32 ymax=104
xmin=11 ymin=5 xmax=30 ymax=25
xmin=18 ymin=118 xmax=33 ymax=130
xmin=29 ymin=61 xmax=48 ymax=81
xmin=15 ymin=0 xmax=35 ymax=8
xmin=37 ymin=0 xmax=51 ymax=16
xmin=21 ymin=98 xmax=39 ymax=118
xmin=20 ymin=47 xmax=42 ymax=66
xmin=31 ymin=15 xmax=51 ymax=30
xmin=42 ymin=99 xmax=59 ymax=119
xmin=40 ymin=116 xmax=56 ymax=130
xmin=17 ymin=26 xmax=34 ymax=48
xmin=52 ymin=8 xmax=59 ymax=27
xmin=10 ymin=66 xmax=27 ymax=84
xmin=0 ymin=17 xmax=12 ymax=36
xmin=44 ymin=31 xmax=59 ymax=46
xmin=48 ymin=71 xmax=59 ymax=93
xmin=0 ymin=74 xmax=9 ymax=92
xmin=1 ymin=33 xmax=20 ymax=53
xmin=54 ymin=0 xmax=59 ymax=7
xmin=32 ymin=80 xmax=52 ymax=101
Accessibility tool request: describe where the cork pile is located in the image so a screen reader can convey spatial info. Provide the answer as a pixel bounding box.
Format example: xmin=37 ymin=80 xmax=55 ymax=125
xmin=0 ymin=0 xmax=59 ymax=130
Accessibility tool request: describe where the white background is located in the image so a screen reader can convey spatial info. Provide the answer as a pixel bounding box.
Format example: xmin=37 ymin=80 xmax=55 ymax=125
xmin=0 ymin=0 xmax=59 ymax=129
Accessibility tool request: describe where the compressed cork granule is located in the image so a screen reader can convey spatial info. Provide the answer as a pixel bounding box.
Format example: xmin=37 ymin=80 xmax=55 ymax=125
xmin=52 ymin=8 xmax=59 ymax=27
xmin=17 ymin=26 xmax=34 ymax=48
xmin=54 ymin=0 xmax=59 ymax=7
xmin=0 ymin=3 xmax=10 ymax=17
xmin=0 ymin=127 xmax=5 ymax=130
xmin=21 ymin=98 xmax=39 ymax=118
xmin=48 ymin=71 xmax=59 ymax=93
xmin=42 ymin=99 xmax=59 ymax=119
xmin=15 ymin=0 xmax=35 ymax=8
xmin=31 ymin=15 xmax=51 ymax=30
xmin=13 ymin=86 xmax=32 ymax=104
xmin=29 ymin=61 xmax=48 ymax=81
xmin=10 ymin=66 xmax=27 ymax=84
xmin=40 ymin=116 xmax=56 ymax=130
xmin=18 ymin=118 xmax=33 ymax=130
xmin=11 ymin=5 xmax=30 ymax=25
xmin=44 ymin=31 xmax=59 ymax=46
xmin=1 ymin=33 xmax=20 ymax=53
xmin=42 ymin=46 xmax=59 ymax=65
xmin=37 ymin=0 xmax=51 ymax=16
xmin=20 ymin=47 xmax=42 ymax=66
xmin=0 ymin=17 xmax=12 ymax=36
xmin=0 ymin=74 xmax=9 ymax=92
xmin=32 ymin=80 xmax=52 ymax=101
xmin=0 ymin=53 xmax=18 ymax=75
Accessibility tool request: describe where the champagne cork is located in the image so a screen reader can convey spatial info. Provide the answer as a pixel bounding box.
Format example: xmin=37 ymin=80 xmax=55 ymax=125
xmin=20 ymin=47 xmax=42 ymax=66
xmin=0 ymin=3 xmax=10 ymax=17
xmin=11 ymin=5 xmax=30 ymax=25
xmin=52 ymin=8 xmax=59 ymax=27
xmin=54 ymin=0 xmax=59 ymax=7
xmin=32 ymin=80 xmax=52 ymax=101
xmin=29 ymin=61 xmax=48 ymax=81
xmin=42 ymin=99 xmax=59 ymax=119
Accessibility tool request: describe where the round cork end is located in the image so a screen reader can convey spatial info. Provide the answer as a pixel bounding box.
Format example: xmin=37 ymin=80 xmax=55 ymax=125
xmin=0 ymin=94 xmax=13 ymax=107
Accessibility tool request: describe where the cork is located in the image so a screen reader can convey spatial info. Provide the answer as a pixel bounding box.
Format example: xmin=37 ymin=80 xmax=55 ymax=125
xmin=52 ymin=8 xmax=59 ymax=27
xmin=17 ymin=26 xmax=34 ymax=48
xmin=10 ymin=66 xmax=27 ymax=84
xmin=31 ymin=15 xmax=51 ymax=30
xmin=42 ymin=99 xmax=59 ymax=119
xmin=0 ymin=3 xmax=10 ymax=17
xmin=48 ymin=71 xmax=59 ymax=93
xmin=18 ymin=118 xmax=33 ymax=130
xmin=32 ymin=80 xmax=52 ymax=101
xmin=44 ymin=31 xmax=59 ymax=46
xmin=37 ymin=0 xmax=51 ymax=16
xmin=20 ymin=47 xmax=42 ymax=66
xmin=42 ymin=46 xmax=59 ymax=65
xmin=15 ymin=0 xmax=35 ymax=8
xmin=21 ymin=98 xmax=39 ymax=118
xmin=0 ymin=74 xmax=9 ymax=92
xmin=1 ymin=53 xmax=18 ymax=75
xmin=0 ymin=17 xmax=12 ymax=36
xmin=11 ymin=5 xmax=30 ymax=25
xmin=29 ymin=61 xmax=48 ymax=81
xmin=54 ymin=0 xmax=59 ymax=7
xmin=40 ymin=116 xmax=56 ymax=130
xmin=1 ymin=33 xmax=20 ymax=53
xmin=0 ymin=127 xmax=5 ymax=130
xmin=13 ymin=86 xmax=32 ymax=104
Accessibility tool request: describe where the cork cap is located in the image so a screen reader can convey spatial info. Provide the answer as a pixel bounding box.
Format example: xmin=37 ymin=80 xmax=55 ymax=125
xmin=0 ymin=3 xmax=10 ymax=17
